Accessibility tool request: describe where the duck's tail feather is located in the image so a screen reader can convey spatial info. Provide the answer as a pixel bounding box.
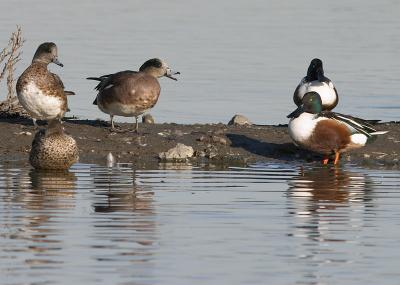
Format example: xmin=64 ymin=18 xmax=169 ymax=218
xmin=87 ymin=77 xmax=102 ymax=81
xmin=370 ymin=131 xmax=388 ymax=135
xmin=365 ymin=119 xmax=381 ymax=125
xmin=93 ymin=98 xmax=98 ymax=105
xmin=65 ymin=90 xmax=75 ymax=96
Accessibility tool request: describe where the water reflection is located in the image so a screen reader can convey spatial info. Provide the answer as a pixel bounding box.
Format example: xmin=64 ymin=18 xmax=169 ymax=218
xmin=88 ymin=164 xmax=156 ymax=276
xmin=286 ymin=166 xmax=377 ymax=283
xmin=90 ymin=165 xmax=154 ymax=213
xmin=287 ymin=166 xmax=375 ymax=242
xmin=0 ymin=167 xmax=77 ymax=271
xmin=0 ymin=162 xmax=399 ymax=285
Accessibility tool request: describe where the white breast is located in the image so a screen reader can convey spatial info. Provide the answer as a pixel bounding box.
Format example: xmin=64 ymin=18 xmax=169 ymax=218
xmin=17 ymin=82 xmax=64 ymax=120
xmin=297 ymin=81 xmax=337 ymax=106
xmin=288 ymin=113 xmax=327 ymax=145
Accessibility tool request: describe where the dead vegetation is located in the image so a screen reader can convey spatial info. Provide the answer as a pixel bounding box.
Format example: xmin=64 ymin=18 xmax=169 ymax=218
xmin=0 ymin=26 xmax=28 ymax=118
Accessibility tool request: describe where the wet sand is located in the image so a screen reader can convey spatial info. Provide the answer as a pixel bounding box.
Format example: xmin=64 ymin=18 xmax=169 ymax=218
xmin=1 ymin=117 xmax=399 ymax=169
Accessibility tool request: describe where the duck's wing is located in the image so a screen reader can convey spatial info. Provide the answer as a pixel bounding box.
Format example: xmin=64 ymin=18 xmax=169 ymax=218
xmin=87 ymin=70 xmax=137 ymax=92
xmin=51 ymin=73 xmax=75 ymax=95
xmin=319 ymin=111 xmax=384 ymax=137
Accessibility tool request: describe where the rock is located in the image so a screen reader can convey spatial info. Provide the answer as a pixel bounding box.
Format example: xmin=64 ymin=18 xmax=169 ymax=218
xmin=228 ymin=114 xmax=252 ymax=126
xmin=194 ymin=150 xmax=206 ymax=158
xmin=212 ymin=135 xmax=228 ymax=145
xmin=205 ymin=145 xmax=219 ymax=159
xmin=159 ymin=143 xmax=194 ymax=161
xmin=142 ymin=114 xmax=155 ymax=124
xmin=173 ymin=130 xmax=185 ymax=137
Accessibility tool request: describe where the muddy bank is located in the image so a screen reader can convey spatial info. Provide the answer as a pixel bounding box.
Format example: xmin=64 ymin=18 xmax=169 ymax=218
xmin=0 ymin=117 xmax=399 ymax=169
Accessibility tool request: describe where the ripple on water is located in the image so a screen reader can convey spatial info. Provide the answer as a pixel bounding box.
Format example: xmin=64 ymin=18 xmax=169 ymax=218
xmin=0 ymin=162 xmax=400 ymax=285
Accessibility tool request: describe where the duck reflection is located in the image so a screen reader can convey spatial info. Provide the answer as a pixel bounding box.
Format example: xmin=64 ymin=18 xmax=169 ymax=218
xmin=91 ymin=166 xmax=154 ymax=213
xmin=287 ymin=166 xmax=375 ymax=242
xmin=286 ymin=166 xmax=377 ymax=283
xmin=1 ymin=165 xmax=77 ymax=263
xmin=90 ymin=165 xmax=156 ymax=269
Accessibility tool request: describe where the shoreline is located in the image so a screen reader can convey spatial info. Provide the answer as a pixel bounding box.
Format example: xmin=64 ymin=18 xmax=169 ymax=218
xmin=1 ymin=117 xmax=399 ymax=169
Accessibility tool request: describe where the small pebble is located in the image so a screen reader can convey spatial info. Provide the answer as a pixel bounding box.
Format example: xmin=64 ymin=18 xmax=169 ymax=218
xmin=17 ymin=131 xmax=32 ymax=136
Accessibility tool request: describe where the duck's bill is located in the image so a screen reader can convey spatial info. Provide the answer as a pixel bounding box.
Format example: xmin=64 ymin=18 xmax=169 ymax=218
xmin=287 ymin=106 xmax=303 ymax=119
xmin=165 ymin=71 xmax=180 ymax=81
xmin=52 ymin=57 xmax=64 ymax=67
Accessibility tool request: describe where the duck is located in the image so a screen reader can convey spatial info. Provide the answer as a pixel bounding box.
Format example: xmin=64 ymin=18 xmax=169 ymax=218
xmin=29 ymin=120 xmax=79 ymax=170
xmin=293 ymin=58 xmax=338 ymax=111
xmin=87 ymin=58 xmax=180 ymax=133
xmin=16 ymin=42 xmax=75 ymax=127
xmin=287 ymin=91 xmax=387 ymax=164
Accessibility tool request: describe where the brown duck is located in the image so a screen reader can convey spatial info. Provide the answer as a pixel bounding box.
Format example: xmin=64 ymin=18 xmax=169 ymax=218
xmin=16 ymin=42 xmax=74 ymax=126
xmin=87 ymin=58 xmax=179 ymax=132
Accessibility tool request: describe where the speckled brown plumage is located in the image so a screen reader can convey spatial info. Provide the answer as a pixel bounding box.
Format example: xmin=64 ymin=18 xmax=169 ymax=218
xmin=16 ymin=62 xmax=68 ymax=117
xmin=29 ymin=127 xmax=79 ymax=170
xmin=16 ymin=42 xmax=73 ymax=123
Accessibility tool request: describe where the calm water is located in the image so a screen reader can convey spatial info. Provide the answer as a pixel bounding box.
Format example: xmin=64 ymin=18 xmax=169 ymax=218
xmin=0 ymin=0 xmax=399 ymax=124
xmin=1 ymin=162 xmax=400 ymax=285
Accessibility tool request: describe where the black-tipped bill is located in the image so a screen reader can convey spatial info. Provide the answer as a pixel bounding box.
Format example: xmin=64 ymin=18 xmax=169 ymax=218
xmin=52 ymin=57 xmax=64 ymax=67
xmin=287 ymin=105 xmax=303 ymax=119
xmin=165 ymin=69 xmax=180 ymax=81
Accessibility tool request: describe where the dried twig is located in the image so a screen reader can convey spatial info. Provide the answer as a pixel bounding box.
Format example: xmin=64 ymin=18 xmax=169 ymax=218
xmin=0 ymin=26 xmax=27 ymax=117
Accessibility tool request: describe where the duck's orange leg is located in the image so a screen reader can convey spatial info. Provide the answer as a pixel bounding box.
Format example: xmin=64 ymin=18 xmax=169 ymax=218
xmin=334 ymin=152 xmax=340 ymax=165
xmin=322 ymin=157 xmax=329 ymax=165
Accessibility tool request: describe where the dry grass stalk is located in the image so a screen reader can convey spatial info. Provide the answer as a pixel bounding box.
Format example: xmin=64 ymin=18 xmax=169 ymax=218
xmin=0 ymin=26 xmax=27 ymax=117
xmin=0 ymin=26 xmax=24 ymax=100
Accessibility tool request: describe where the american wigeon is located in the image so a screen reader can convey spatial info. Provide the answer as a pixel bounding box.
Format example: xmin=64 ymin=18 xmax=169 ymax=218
xmin=87 ymin=58 xmax=180 ymax=132
xmin=287 ymin=92 xmax=387 ymax=164
xmin=16 ymin=42 xmax=74 ymax=126
xmin=293 ymin=58 xmax=338 ymax=111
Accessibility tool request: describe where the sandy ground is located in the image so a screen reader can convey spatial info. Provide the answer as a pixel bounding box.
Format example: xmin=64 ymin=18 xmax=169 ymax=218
xmin=0 ymin=116 xmax=399 ymax=169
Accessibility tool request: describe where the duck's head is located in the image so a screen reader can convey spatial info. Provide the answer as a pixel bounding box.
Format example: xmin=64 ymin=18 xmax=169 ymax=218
xmin=32 ymin=42 xmax=63 ymax=67
xmin=306 ymin=58 xmax=324 ymax=81
xmin=139 ymin=58 xmax=180 ymax=80
xmin=287 ymin=91 xmax=322 ymax=118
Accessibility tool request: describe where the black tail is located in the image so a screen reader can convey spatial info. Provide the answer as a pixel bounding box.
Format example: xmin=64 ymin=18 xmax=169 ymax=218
xmin=65 ymin=90 xmax=75 ymax=96
xmin=93 ymin=98 xmax=98 ymax=105
xmin=86 ymin=77 xmax=102 ymax=81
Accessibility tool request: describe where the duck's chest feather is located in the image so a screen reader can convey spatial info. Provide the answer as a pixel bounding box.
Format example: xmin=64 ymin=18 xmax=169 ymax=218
xmin=289 ymin=113 xmax=352 ymax=154
xmin=17 ymin=81 xmax=65 ymax=119
xmin=16 ymin=64 xmax=67 ymax=119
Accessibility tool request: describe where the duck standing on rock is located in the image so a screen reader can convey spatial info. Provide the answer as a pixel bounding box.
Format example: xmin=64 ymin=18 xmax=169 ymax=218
xmin=293 ymin=58 xmax=338 ymax=111
xmin=29 ymin=120 xmax=79 ymax=170
xmin=287 ymin=92 xmax=387 ymax=165
xmin=87 ymin=58 xmax=180 ymax=133
xmin=16 ymin=42 xmax=75 ymax=127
